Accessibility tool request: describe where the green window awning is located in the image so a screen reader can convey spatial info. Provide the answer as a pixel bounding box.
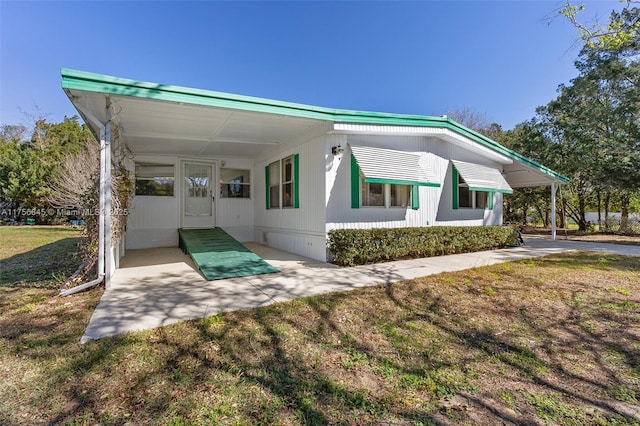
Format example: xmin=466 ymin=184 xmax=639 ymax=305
xmin=451 ymin=160 xmax=513 ymax=193
xmin=350 ymin=144 xmax=440 ymax=187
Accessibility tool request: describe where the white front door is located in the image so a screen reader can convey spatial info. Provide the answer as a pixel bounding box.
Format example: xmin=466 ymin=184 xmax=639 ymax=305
xmin=182 ymin=161 xmax=215 ymax=228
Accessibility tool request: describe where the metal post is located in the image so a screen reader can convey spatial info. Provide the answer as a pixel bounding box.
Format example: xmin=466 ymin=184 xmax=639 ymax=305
xmin=104 ymin=100 xmax=113 ymax=285
xmin=551 ymin=182 xmax=557 ymax=240
xmin=98 ymin=126 xmax=106 ymax=278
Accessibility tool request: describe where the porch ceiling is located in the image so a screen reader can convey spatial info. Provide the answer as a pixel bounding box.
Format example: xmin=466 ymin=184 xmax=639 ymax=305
xmin=502 ymin=162 xmax=561 ymax=188
xmin=64 ymin=89 xmax=325 ymax=158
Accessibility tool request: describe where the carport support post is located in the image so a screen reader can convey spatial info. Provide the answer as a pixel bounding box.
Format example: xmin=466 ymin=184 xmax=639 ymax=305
xmin=98 ymin=125 xmax=105 ymax=280
xmin=104 ymin=102 xmax=112 ymax=285
xmin=551 ymin=182 xmax=557 ymax=240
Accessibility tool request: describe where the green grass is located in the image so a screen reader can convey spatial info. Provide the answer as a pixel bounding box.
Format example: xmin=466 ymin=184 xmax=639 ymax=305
xmin=0 ymin=226 xmax=84 ymax=288
xmin=1 ymin=228 xmax=640 ymax=425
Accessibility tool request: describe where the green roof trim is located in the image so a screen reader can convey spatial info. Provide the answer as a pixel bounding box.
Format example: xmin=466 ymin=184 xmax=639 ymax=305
xmin=61 ymin=68 xmax=569 ymax=185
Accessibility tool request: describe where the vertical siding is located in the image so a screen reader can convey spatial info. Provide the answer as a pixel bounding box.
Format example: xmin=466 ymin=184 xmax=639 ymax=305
xmin=216 ymin=157 xmax=254 ymax=241
xmin=125 ymin=127 xmax=508 ymax=259
xmin=253 ymin=130 xmax=330 ymax=261
xmin=127 ymin=155 xmax=258 ymax=249
xmin=126 ymin=155 xmax=180 ymax=249
xmin=432 ymin=137 xmax=505 ymax=226
xmin=327 ymin=135 xmax=442 ymax=230
xmin=326 ymin=135 xmax=507 ymax=231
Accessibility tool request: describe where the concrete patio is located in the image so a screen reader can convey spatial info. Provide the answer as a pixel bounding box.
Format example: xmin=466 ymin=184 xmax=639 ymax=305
xmin=80 ymin=237 xmax=640 ymax=343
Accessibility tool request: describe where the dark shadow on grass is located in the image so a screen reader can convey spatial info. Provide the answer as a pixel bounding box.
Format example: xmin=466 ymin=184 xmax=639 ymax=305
xmin=0 ymin=237 xmax=83 ymax=288
xmin=379 ymin=254 xmax=640 ymax=424
xmin=9 ymin=250 xmax=639 ymax=424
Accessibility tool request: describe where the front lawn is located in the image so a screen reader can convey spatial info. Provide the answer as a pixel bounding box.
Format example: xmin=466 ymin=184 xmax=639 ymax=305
xmin=0 ymin=227 xmax=639 ymax=425
xmin=0 ymin=225 xmax=85 ymax=288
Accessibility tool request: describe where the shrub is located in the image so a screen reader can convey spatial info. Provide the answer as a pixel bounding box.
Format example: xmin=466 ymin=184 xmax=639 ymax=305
xmin=327 ymin=226 xmax=520 ymax=266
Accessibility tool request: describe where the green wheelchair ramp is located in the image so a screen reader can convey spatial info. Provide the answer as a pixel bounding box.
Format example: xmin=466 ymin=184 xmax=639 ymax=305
xmin=178 ymin=227 xmax=279 ymax=280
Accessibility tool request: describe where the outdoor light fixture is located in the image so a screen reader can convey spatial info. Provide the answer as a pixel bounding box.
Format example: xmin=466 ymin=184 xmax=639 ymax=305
xmin=331 ymin=145 xmax=345 ymax=156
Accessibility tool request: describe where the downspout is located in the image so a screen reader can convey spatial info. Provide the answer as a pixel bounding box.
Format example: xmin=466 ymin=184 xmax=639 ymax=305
xmin=59 ymin=99 xmax=111 ymax=296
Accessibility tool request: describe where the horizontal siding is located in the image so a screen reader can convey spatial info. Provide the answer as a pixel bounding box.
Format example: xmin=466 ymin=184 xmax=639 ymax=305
xmin=350 ymin=144 xmax=435 ymax=183
xmin=452 ymin=160 xmax=512 ymax=192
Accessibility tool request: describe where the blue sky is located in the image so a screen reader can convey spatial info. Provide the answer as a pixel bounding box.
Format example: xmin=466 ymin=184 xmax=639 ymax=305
xmin=0 ymin=1 xmax=624 ymax=130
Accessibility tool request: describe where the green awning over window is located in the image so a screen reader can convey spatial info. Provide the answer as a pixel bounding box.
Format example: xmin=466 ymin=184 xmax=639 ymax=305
xmin=451 ymin=160 xmax=513 ymax=193
xmin=350 ymin=144 xmax=440 ymax=187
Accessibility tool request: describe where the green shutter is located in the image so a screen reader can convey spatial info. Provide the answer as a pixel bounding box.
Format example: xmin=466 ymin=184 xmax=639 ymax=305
xmin=411 ymin=185 xmax=420 ymax=210
xmin=488 ymin=191 xmax=494 ymax=210
xmin=351 ymin=154 xmax=360 ymax=209
xmin=265 ymin=165 xmax=270 ymax=210
xmin=294 ymin=153 xmax=300 ymax=209
xmin=452 ymin=166 xmax=459 ymax=210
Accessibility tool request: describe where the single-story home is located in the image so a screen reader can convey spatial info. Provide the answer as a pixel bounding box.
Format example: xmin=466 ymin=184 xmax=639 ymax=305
xmin=62 ymin=69 xmax=568 ymax=286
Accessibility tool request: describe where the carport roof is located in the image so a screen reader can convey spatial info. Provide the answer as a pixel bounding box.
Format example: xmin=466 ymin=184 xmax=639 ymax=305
xmin=61 ymin=68 xmax=569 ymax=186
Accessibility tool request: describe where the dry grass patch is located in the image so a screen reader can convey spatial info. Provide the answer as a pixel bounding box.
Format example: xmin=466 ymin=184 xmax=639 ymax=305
xmin=1 ymin=229 xmax=639 ymax=425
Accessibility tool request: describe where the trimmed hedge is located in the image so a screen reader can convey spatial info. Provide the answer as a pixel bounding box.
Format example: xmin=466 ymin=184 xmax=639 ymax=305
xmin=327 ymin=226 xmax=520 ymax=266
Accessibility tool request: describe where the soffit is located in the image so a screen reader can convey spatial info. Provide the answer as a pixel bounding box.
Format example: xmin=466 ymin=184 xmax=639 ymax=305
xmin=64 ymin=89 xmax=325 ymax=158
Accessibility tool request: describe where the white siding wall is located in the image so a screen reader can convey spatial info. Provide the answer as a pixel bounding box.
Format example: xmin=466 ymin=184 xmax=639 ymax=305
xmin=126 ymin=155 xmax=255 ymax=249
xmin=253 ymin=129 xmax=331 ymax=261
xmin=126 ymin=129 xmax=508 ymax=261
xmin=326 ymin=135 xmax=506 ymax=232
xmin=215 ymin=157 xmax=254 ymax=242
xmin=127 ymin=155 xmax=180 ymax=249
xmin=430 ymin=136 xmax=505 ymax=226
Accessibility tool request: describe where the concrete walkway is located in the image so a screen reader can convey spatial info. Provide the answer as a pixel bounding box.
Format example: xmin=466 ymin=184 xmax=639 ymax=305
xmin=80 ymin=237 xmax=640 ymax=343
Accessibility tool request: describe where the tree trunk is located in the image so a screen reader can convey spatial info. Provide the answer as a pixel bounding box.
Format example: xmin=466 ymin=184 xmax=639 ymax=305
xmin=604 ymin=192 xmax=611 ymax=232
xmin=559 ymin=191 xmax=566 ymax=229
xmin=620 ymin=192 xmax=630 ymax=234
xmin=578 ymin=189 xmax=587 ymax=231
xmin=534 ymin=204 xmax=547 ymax=227
xmin=596 ymin=190 xmax=602 ymax=232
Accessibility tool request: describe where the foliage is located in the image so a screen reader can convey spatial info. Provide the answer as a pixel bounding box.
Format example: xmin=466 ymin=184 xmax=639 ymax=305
xmin=443 ymin=106 xmax=505 ymax=140
xmin=536 ymin=38 xmax=640 ymax=230
xmin=0 ymin=140 xmax=50 ymax=210
xmin=560 ymin=1 xmax=639 ymax=53
xmin=327 ymin=226 xmax=520 ymax=266
xmin=0 ymin=116 xmax=94 ymax=222
xmin=502 ymin=8 xmax=640 ymax=231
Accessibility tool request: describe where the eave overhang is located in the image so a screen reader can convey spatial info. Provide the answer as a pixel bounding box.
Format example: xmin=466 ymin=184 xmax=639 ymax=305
xmin=61 ymin=68 xmax=570 ymax=186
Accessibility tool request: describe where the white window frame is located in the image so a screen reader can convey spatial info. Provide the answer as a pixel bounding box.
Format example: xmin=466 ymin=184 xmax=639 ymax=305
xmin=219 ymin=168 xmax=251 ymax=199
xmin=134 ymin=162 xmax=175 ymax=197
xmin=266 ymin=154 xmax=298 ymax=210
xmin=360 ymin=176 xmax=410 ymax=208
xmin=458 ymin=175 xmax=489 ymax=210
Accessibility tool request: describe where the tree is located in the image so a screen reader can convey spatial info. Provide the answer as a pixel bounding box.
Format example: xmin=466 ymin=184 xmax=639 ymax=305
xmin=0 ymin=124 xmax=27 ymax=144
xmin=536 ymin=39 xmax=640 ymax=231
xmin=0 ymin=116 xmax=93 ymax=221
xmin=443 ymin=107 xmax=504 ymax=139
xmin=0 ymin=140 xmax=49 ymax=209
xmin=560 ymin=1 xmax=640 ymax=53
